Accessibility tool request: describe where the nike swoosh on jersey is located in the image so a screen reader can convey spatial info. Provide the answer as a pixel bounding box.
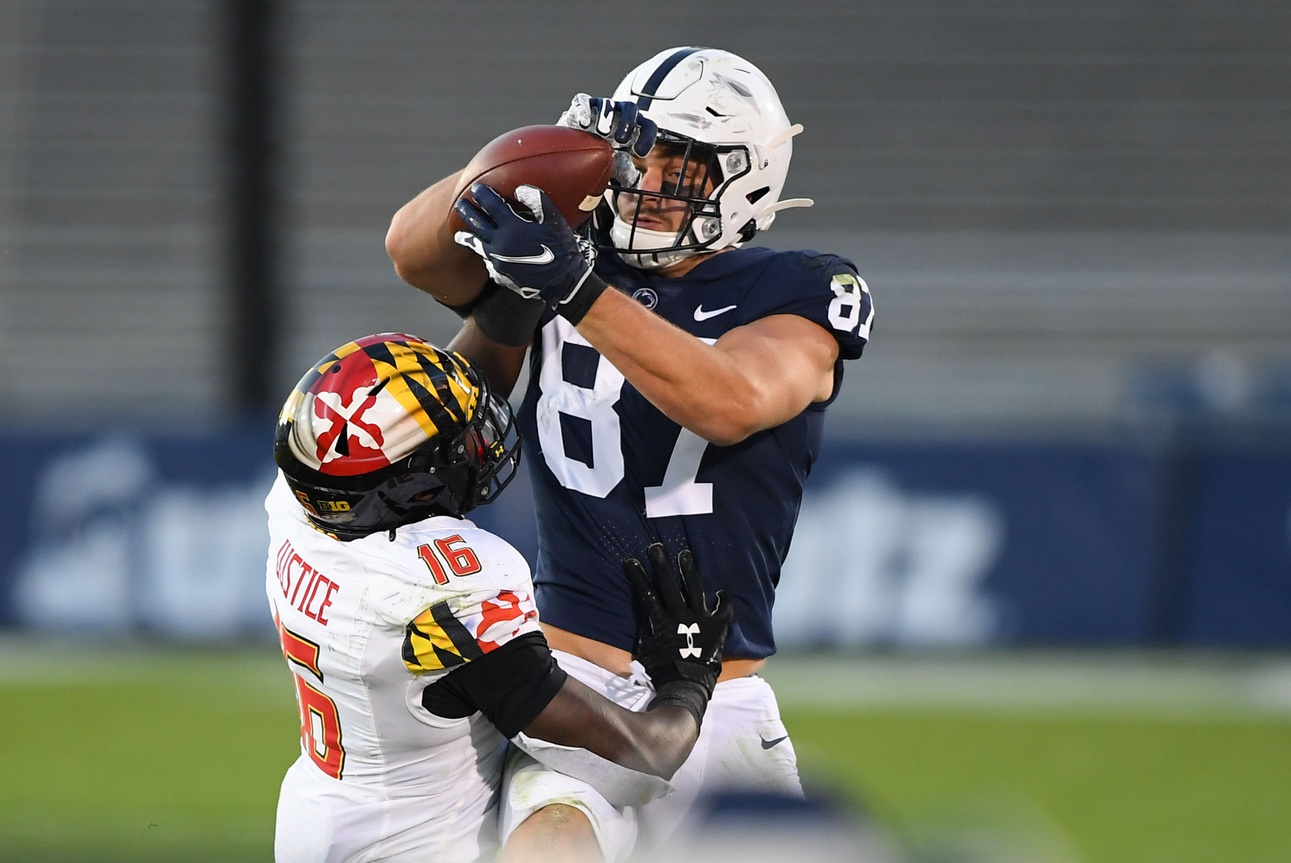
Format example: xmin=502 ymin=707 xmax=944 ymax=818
xmin=492 ymin=245 xmax=555 ymax=265
xmin=693 ymin=304 xmax=737 ymax=321
xmin=760 ymin=734 xmax=789 ymax=749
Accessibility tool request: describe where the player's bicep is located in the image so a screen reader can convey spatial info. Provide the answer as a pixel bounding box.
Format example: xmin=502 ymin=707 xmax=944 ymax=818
xmin=716 ymin=314 xmax=840 ymax=412
xmin=420 ymin=631 xmax=567 ymax=737
xmin=447 ymin=320 xmax=529 ymax=397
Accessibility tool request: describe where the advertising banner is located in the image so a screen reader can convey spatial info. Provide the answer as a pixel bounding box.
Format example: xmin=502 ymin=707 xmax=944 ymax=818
xmin=1173 ymin=448 xmax=1291 ymax=646
xmin=2 ymin=429 xmax=1288 ymax=647
xmin=776 ymin=439 xmax=1167 ymax=647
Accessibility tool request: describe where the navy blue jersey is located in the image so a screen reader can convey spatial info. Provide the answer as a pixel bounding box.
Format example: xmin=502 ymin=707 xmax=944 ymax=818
xmin=516 ymin=244 xmax=872 ymax=659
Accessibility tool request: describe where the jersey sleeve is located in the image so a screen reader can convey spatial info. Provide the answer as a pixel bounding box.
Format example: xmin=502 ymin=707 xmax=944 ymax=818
xmin=401 ymin=585 xmax=542 ymax=675
xmin=749 ymin=252 xmax=874 ymax=360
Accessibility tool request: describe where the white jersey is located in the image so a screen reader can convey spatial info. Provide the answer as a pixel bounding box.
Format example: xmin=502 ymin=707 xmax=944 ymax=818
xmin=264 ymin=472 xmax=542 ymax=863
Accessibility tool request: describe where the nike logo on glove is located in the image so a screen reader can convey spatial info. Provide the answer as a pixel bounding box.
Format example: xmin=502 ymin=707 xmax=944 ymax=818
xmin=492 ymin=245 xmax=556 ymax=265
xmin=760 ymin=735 xmax=789 ymax=750
xmin=693 ymin=304 xmax=737 ymax=322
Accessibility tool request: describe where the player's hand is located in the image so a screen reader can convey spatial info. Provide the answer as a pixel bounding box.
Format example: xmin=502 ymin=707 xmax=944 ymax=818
xmin=624 ymin=543 xmax=733 ymax=698
xmin=556 ymin=93 xmax=657 ymax=157
xmin=453 ymin=183 xmax=606 ymax=323
xmin=556 ymin=94 xmax=657 ymax=187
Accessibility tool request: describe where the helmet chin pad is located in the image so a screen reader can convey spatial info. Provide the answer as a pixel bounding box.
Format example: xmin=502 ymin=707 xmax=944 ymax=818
xmin=608 ymin=204 xmax=724 ymax=270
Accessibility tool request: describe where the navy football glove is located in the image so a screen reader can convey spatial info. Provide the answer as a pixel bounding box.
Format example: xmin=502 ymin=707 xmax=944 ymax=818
xmin=557 ymin=93 xmax=657 ymax=187
xmin=624 ymin=543 xmax=733 ymax=725
xmin=453 ymin=183 xmax=608 ymax=324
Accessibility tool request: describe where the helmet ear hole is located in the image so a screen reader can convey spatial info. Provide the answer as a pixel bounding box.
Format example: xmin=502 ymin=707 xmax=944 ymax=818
xmin=737 ymin=186 xmax=771 ymax=241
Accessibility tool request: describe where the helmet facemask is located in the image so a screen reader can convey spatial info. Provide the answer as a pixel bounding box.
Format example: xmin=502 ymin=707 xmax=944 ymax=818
xmin=602 ymin=47 xmax=813 ymax=270
xmin=607 ymin=133 xmax=742 ymax=270
xmin=452 ymin=385 xmax=520 ymax=511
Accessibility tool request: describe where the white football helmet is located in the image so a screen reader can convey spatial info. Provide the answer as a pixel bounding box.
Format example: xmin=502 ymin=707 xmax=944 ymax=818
xmin=606 ymin=47 xmax=813 ymax=269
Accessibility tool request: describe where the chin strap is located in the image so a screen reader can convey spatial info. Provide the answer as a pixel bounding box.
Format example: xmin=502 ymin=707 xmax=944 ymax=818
xmin=744 ymin=197 xmax=814 ymax=241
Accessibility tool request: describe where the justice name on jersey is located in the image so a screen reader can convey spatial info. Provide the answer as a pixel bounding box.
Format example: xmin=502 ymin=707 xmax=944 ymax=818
xmin=274 ymin=538 xmax=340 ymax=625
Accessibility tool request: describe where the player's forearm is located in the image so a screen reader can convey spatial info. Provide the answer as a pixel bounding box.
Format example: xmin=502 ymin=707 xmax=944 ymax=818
xmin=572 ymin=703 xmax=698 ymax=779
xmin=447 ymin=319 xmax=528 ymax=398
xmin=575 ymin=289 xmax=771 ymax=445
xmin=525 ymin=680 xmax=698 ymax=779
xmin=615 ymin=705 xmax=701 ymax=777
xmin=386 ymin=170 xmax=489 ymax=300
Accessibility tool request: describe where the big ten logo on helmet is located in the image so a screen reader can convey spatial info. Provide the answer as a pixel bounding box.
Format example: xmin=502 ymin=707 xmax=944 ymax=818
xmin=295 ymin=489 xmax=352 ymax=516
xmin=776 ymin=468 xmax=1004 ymax=648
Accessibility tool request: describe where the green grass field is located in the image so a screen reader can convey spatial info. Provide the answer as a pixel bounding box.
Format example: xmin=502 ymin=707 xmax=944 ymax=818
xmin=1 ymin=640 xmax=1288 ymax=862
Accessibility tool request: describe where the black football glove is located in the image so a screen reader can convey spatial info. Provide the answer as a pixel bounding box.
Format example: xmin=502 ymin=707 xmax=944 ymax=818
xmin=453 ymin=183 xmax=608 ymax=324
xmin=624 ymin=543 xmax=733 ymax=724
xmin=556 ymin=93 xmax=657 ymax=188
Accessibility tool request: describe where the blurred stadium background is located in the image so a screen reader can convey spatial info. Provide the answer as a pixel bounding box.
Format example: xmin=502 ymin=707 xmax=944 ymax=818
xmin=1 ymin=1 xmax=1288 ymax=861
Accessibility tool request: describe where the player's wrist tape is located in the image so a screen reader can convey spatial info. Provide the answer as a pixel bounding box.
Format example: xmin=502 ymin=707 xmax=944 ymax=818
xmin=556 ymin=269 xmax=608 ymax=325
xmin=474 ymin=280 xmax=546 ymax=346
xmin=646 ymin=678 xmax=711 ymax=727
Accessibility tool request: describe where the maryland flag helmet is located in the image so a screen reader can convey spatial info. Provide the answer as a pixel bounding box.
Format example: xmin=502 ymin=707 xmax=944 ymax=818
xmin=273 ymin=333 xmax=520 ymax=540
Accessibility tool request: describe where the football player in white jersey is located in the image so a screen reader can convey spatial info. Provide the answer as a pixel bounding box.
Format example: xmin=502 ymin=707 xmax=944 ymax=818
xmin=266 ymin=332 xmax=732 ymax=863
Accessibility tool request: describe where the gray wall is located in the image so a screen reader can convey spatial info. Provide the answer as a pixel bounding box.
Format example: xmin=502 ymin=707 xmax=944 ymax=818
xmin=2 ymin=0 xmax=1288 ymax=432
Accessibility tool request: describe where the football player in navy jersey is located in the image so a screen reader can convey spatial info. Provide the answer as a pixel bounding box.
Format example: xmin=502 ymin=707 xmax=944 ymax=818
xmin=386 ymin=46 xmax=873 ymax=863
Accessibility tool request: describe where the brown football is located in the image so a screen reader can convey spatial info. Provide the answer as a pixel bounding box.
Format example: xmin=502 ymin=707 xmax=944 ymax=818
xmin=451 ymin=125 xmax=614 ymax=231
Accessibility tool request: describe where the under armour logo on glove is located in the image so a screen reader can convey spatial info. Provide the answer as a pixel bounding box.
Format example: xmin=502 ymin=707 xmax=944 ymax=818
xmin=677 ymin=623 xmax=701 ymax=658
xmin=624 ymin=543 xmax=732 ymax=696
